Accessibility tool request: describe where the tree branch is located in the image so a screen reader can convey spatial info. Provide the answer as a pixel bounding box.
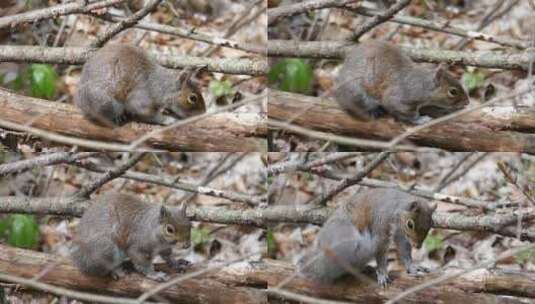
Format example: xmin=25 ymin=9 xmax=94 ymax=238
xmin=351 ymin=0 xmax=411 ymax=40
xmin=77 ymin=152 xmax=146 ymax=198
xmin=0 ymin=196 xmax=533 ymax=240
xmin=1 ymin=245 xmax=534 ymax=304
xmin=0 ymin=0 xmax=126 ymax=29
xmin=267 ymin=40 xmax=535 ymax=70
xmin=91 ymin=0 xmax=162 ymax=47
xmin=73 ymin=160 xmax=265 ymax=206
xmin=94 ymin=13 xmax=265 ymax=54
xmin=0 ymin=45 xmax=267 ymax=75
xmin=267 ymin=0 xmax=358 ymax=25
xmin=349 ymin=7 xmax=528 ymax=49
xmin=0 ymin=245 xmax=264 ymax=304
xmin=0 ymin=152 xmax=97 ymax=176
xmin=268 ymin=90 xmax=535 ymax=153
xmin=0 ymin=89 xmax=266 ymax=152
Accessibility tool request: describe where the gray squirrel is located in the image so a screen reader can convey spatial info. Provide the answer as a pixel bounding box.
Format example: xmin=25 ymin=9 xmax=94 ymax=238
xmin=335 ymin=41 xmax=469 ymax=124
xmin=75 ymin=44 xmax=206 ymax=127
xmin=71 ymin=192 xmax=191 ymax=282
xmin=298 ymin=188 xmax=436 ymax=287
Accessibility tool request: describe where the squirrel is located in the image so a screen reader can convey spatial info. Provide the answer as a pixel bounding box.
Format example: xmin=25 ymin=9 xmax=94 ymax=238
xmin=75 ymin=44 xmax=206 ymax=127
xmin=297 ymin=188 xmax=436 ymax=287
xmin=335 ymin=41 xmax=469 ymax=124
xmin=71 ymin=192 xmax=192 ymax=282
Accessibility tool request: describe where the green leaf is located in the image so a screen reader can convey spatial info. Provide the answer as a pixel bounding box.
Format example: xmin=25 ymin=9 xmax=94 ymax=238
xmin=268 ymin=58 xmax=313 ymax=95
xmin=462 ymin=71 xmax=485 ymax=92
xmin=29 ymin=64 xmax=58 ymax=99
xmin=209 ymin=80 xmax=234 ymax=97
xmin=423 ymin=232 xmax=444 ymax=252
xmin=266 ymin=228 xmax=277 ymax=257
xmin=191 ymin=227 xmax=212 ymax=246
xmin=0 ymin=214 xmax=40 ymax=249
xmin=515 ymin=249 xmax=535 ymax=264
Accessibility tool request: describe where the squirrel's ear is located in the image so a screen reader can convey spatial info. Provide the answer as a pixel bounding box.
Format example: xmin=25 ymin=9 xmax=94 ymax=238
xmin=408 ymin=201 xmax=420 ymax=212
xmin=430 ymin=203 xmax=437 ymax=212
xmin=178 ymin=70 xmax=193 ymax=86
xmin=434 ymin=66 xmax=445 ymax=83
xmin=160 ymin=206 xmax=169 ymax=219
xmin=179 ymin=202 xmax=187 ymax=215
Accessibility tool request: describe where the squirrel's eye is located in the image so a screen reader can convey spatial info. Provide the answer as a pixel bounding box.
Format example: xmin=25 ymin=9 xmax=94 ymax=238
xmin=165 ymin=225 xmax=175 ymax=235
xmin=187 ymin=94 xmax=198 ymax=105
xmin=406 ymin=219 xmax=415 ymax=230
xmin=448 ymin=88 xmax=458 ymax=97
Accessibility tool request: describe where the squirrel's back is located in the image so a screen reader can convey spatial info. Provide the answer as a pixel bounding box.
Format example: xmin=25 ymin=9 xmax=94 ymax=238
xmin=298 ymin=188 xmax=429 ymax=282
xmin=335 ymin=41 xmax=414 ymax=118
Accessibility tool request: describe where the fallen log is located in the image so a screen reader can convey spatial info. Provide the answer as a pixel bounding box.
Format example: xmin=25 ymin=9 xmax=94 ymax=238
xmin=0 ymin=89 xmax=267 ymax=152
xmin=1 ymin=245 xmax=534 ymax=304
xmin=268 ymin=90 xmax=535 ymax=153
xmin=0 ymin=244 xmax=265 ymax=303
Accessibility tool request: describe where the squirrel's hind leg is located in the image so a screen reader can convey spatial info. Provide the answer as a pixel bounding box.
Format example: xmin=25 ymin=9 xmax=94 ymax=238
xmin=76 ymin=87 xmax=127 ymax=127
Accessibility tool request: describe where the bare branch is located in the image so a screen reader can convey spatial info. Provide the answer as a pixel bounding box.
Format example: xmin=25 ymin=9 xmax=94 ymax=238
xmin=268 ymin=90 xmax=535 ymax=153
xmin=2 ymin=196 xmax=530 ymax=240
xmin=0 ymin=152 xmax=97 ymax=176
xmin=267 ymin=40 xmax=535 ymax=70
xmin=351 ymin=0 xmax=411 ymax=41
xmin=94 ymin=14 xmax=265 ymax=54
xmin=0 ymin=45 xmax=267 ymax=75
xmin=73 ymin=160 xmax=264 ymax=206
xmin=77 ymin=153 xmax=147 ymax=198
xmin=91 ymin=0 xmax=163 ymax=47
xmin=0 ymin=89 xmax=266 ymax=152
xmin=349 ymin=6 xmax=528 ymax=49
xmin=268 ymin=0 xmax=358 ymax=25
xmin=0 ymin=0 xmax=126 ymax=29
xmin=311 ymin=152 xmax=391 ymax=205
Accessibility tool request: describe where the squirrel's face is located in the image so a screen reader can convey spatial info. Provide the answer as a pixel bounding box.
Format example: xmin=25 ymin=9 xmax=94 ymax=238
xmin=427 ymin=67 xmax=469 ymax=113
xmin=400 ymin=201 xmax=436 ymax=249
xmin=166 ymin=81 xmax=206 ymax=119
xmin=159 ymin=205 xmax=191 ymax=249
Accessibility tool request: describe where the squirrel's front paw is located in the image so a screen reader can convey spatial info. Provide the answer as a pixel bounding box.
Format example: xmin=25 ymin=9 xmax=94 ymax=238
xmin=367 ymin=106 xmax=387 ymax=119
xmin=413 ymin=116 xmax=432 ymax=125
xmin=376 ymin=273 xmax=392 ymax=288
xmin=174 ymin=259 xmax=192 ymax=273
xmin=146 ymin=271 xmax=170 ymax=282
xmin=110 ymin=269 xmax=127 ymax=281
xmin=407 ymin=264 xmax=430 ymax=275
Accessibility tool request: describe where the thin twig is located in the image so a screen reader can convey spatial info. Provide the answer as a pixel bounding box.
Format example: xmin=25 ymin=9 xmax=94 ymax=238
xmin=0 ymin=152 xmax=97 ymax=176
xmin=72 ymin=160 xmax=263 ymax=205
xmin=268 ymin=119 xmax=435 ymax=152
xmin=0 ymin=118 xmax=157 ymax=152
xmin=385 ymin=243 xmax=535 ymax=304
xmin=136 ymin=251 xmax=262 ymax=303
xmin=312 ymin=152 xmax=391 ymax=205
xmin=387 ymin=88 xmax=532 ymax=149
xmin=0 ymin=272 xmax=153 ymax=304
xmin=436 ymin=152 xmax=489 ymax=192
xmin=77 ymin=152 xmax=146 ymax=198
xmin=348 ymin=6 xmax=528 ymax=49
xmin=268 ymin=0 xmax=358 ymax=25
xmin=128 ymin=93 xmax=266 ymax=149
xmin=92 ymin=0 xmax=163 ymax=47
xmin=433 ymin=153 xmax=475 ymax=192
xmin=0 ymin=0 xmax=126 ymax=29
xmin=351 ymin=0 xmax=411 ymax=41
